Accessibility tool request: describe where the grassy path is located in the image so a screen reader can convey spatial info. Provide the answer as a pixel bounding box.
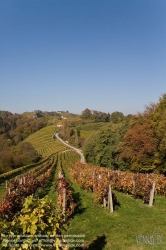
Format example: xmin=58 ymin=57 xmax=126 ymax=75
xmin=61 ymin=161 xmax=166 ymax=250
xmin=37 ymin=154 xmax=58 ymax=202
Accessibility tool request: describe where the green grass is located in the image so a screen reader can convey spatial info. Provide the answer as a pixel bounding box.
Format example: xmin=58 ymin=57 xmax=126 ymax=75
xmin=37 ymin=155 xmax=58 ymax=202
xmin=61 ymin=162 xmax=166 ymax=250
xmin=80 ymin=130 xmax=96 ymax=139
xmin=76 ymin=122 xmax=107 ymax=140
xmin=25 ymin=125 xmax=68 ymax=157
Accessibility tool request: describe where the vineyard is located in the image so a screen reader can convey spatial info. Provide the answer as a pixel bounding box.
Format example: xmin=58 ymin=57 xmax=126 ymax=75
xmin=56 ymin=151 xmax=166 ymax=206
xmin=25 ymin=126 xmax=68 ymax=157
xmin=0 ymin=156 xmax=56 ymax=220
xmin=64 ymin=161 xmax=166 ymax=204
xmin=0 ymin=149 xmax=166 ymax=249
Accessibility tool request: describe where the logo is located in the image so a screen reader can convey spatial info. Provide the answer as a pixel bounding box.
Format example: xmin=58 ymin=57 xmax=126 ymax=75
xmin=136 ymin=230 xmax=163 ymax=248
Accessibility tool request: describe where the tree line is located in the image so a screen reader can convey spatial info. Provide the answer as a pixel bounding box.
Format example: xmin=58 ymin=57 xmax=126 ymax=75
xmin=83 ymin=94 xmax=166 ymax=174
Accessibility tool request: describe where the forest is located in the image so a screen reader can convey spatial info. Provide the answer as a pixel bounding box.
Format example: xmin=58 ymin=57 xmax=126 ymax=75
xmin=83 ymin=94 xmax=166 ymax=173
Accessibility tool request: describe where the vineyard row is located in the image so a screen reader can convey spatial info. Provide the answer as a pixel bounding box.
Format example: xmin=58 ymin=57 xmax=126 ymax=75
xmin=0 ymin=156 xmax=57 ymax=221
xmin=62 ymin=151 xmax=166 ymax=207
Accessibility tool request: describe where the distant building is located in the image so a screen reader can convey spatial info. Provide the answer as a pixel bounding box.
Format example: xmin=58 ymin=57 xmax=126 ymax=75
xmin=57 ymin=122 xmax=63 ymax=127
xmin=61 ymin=116 xmax=67 ymax=119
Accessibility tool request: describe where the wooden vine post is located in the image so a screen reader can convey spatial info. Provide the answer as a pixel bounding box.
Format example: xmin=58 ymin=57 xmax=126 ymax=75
xmin=108 ymin=185 xmax=113 ymax=212
xmin=62 ymin=188 xmax=66 ymax=219
xmin=103 ymin=197 xmax=106 ymax=207
xmin=92 ymin=171 xmax=95 ymax=193
xmin=146 ymin=173 xmax=149 ymax=185
xmin=132 ymin=177 xmax=135 ymax=188
xmin=149 ymin=182 xmax=156 ymax=207
xmin=132 ymin=177 xmax=135 ymax=197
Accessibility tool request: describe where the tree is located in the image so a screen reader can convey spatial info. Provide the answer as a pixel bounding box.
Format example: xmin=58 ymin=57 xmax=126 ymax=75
xmin=76 ymin=129 xmax=80 ymax=137
xmin=70 ymin=128 xmax=75 ymax=136
xmin=110 ymin=111 xmax=124 ymax=123
xmin=81 ymin=108 xmax=92 ymax=119
xmin=0 ymin=150 xmax=14 ymax=174
xmin=118 ymin=121 xmax=156 ymax=172
xmin=83 ymin=122 xmax=129 ymax=169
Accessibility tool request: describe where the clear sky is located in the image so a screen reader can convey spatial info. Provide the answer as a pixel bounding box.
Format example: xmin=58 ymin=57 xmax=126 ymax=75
xmin=0 ymin=0 xmax=166 ymax=115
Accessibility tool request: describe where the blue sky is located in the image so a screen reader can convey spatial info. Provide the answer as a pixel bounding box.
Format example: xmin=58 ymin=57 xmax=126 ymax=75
xmin=0 ymin=0 xmax=165 ymax=115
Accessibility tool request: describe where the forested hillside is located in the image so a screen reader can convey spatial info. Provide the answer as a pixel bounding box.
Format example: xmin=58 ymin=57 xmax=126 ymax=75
xmin=0 ymin=111 xmax=49 ymax=149
xmin=84 ymin=94 xmax=166 ymax=174
xmin=0 ymin=111 xmax=62 ymax=174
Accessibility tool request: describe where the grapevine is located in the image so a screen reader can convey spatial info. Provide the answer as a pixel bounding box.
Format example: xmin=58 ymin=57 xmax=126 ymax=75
xmin=55 ymin=160 xmax=76 ymax=219
xmin=0 ymin=157 xmax=56 ymax=220
xmin=62 ymin=151 xmax=166 ymax=205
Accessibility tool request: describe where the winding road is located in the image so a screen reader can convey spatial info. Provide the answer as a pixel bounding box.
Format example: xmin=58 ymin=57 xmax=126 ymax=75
xmin=55 ymin=133 xmax=85 ymax=163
